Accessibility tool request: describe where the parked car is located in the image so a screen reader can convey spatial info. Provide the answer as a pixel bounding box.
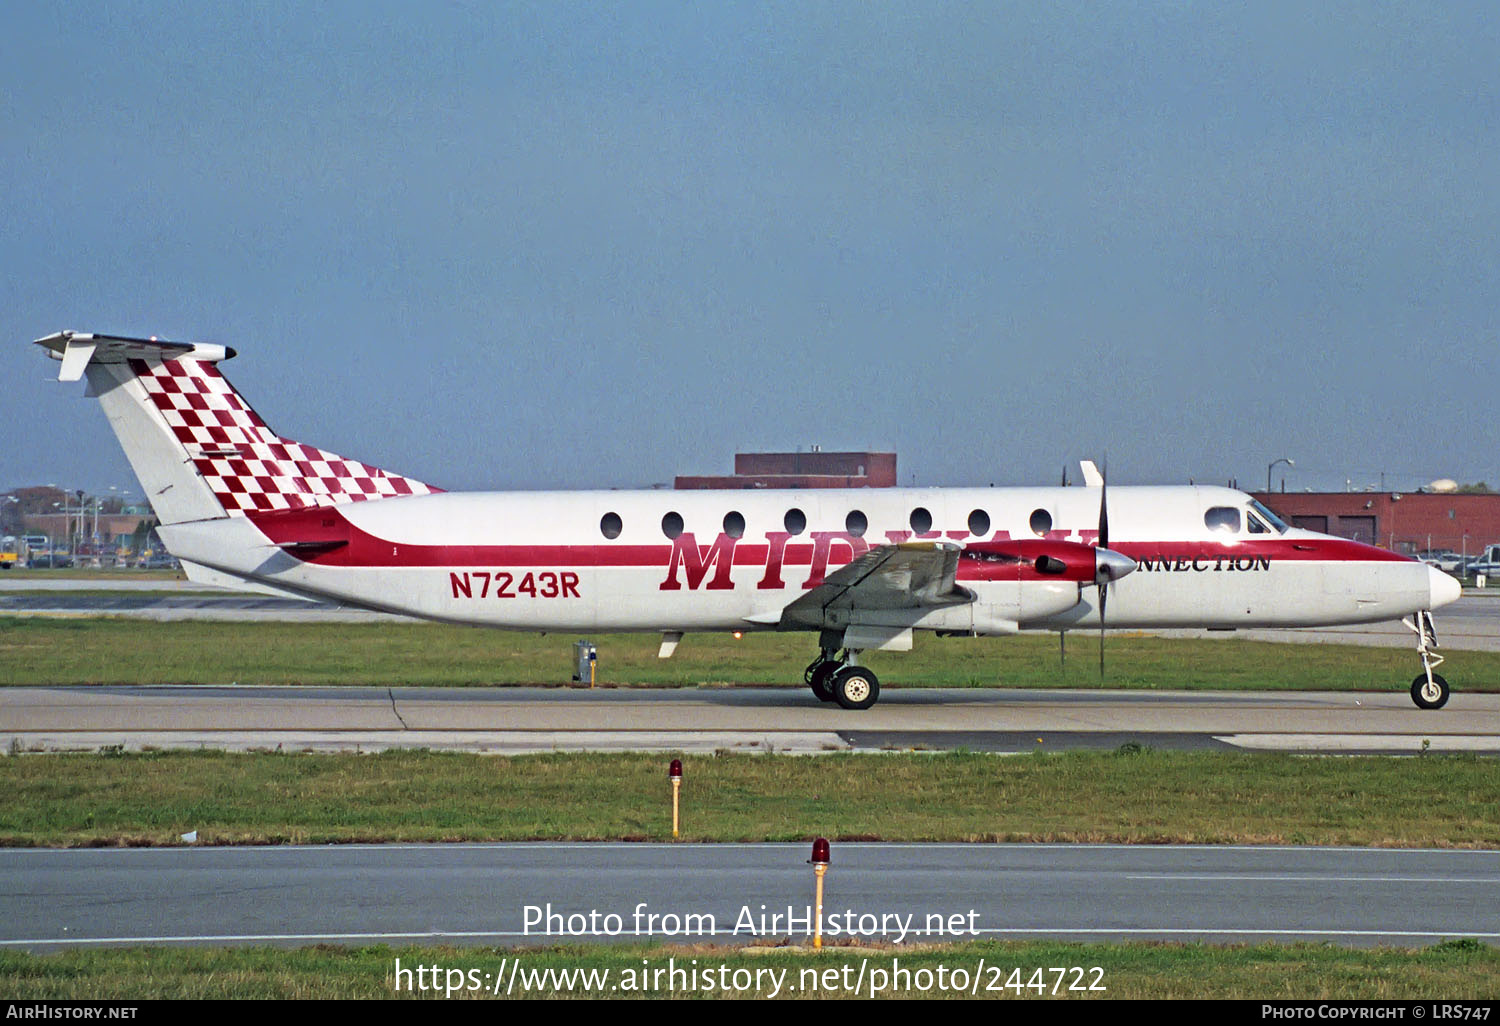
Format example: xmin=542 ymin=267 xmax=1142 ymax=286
xmin=26 ymin=554 xmax=73 ymax=569
xmin=1418 ymin=551 xmax=1465 ymax=573
xmin=1462 ymin=544 xmax=1500 ymax=579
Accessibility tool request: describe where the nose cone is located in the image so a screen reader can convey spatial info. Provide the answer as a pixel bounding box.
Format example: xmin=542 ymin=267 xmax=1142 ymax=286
xmin=1428 ymin=565 xmax=1462 ymax=610
xmin=1095 ymin=547 xmax=1138 ymax=582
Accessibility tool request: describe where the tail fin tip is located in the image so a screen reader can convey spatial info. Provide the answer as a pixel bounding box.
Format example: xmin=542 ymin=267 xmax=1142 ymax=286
xmin=36 ymin=331 xmax=234 ymax=382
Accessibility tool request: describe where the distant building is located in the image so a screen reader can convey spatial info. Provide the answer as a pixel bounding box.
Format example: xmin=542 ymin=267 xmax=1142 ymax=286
xmin=676 ymin=450 xmax=897 ymax=490
xmin=1254 ymin=490 xmax=1500 ymax=556
xmin=21 ymin=511 xmax=152 ymax=554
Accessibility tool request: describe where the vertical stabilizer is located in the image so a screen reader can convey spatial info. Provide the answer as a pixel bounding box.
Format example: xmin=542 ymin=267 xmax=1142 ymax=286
xmin=36 ymin=331 xmax=439 ymax=526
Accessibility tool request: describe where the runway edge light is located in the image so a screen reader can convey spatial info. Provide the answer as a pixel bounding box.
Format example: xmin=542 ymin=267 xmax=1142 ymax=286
xmin=808 ymin=837 xmax=830 ymax=950
xmin=669 ymin=759 xmax=683 ymax=839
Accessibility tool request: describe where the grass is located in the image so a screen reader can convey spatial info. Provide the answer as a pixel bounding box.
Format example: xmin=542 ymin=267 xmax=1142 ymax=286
xmin=2 ymin=614 xmax=1498 ymax=691
xmin=2 ymin=749 xmax=1496 ymax=848
xmin=0 ymin=939 xmax=1495 ymax=998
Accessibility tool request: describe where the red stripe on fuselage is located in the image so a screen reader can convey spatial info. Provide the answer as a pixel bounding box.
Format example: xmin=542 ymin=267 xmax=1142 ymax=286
xmin=1111 ymin=538 xmax=1411 ymax=565
xmin=244 ymin=508 xmax=1413 ymax=571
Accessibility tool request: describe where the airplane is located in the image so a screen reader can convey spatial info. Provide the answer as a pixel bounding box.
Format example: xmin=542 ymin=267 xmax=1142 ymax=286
xmin=36 ymin=330 xmax=1463 ymax=710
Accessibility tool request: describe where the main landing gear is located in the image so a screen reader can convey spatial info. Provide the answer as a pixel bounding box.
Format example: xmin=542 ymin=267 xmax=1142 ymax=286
xmin=804 ymin=648 xmax=880 ymax=710
xmin=1404 ymin=609 xmax=1450 ymax=710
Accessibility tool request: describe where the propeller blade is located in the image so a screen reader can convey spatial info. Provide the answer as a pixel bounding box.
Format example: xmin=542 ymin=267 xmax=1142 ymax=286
xmin=1097 ymin=459 xmax=1109 ymax=552
xmin=1098 ymin=582 xmax=1107 ymax=679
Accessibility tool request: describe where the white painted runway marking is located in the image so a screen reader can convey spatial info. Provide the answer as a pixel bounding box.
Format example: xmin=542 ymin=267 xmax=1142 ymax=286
xmin=4 ymin=926 xmax=1496 ymax=947
xmin=1218 ymin=733 xmax=1500 ymax=751
xmin=1126 ymin=874 xmax=1495 ymax=884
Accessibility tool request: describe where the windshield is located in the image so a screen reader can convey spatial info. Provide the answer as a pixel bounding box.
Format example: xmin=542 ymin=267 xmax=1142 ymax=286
xmin=1248 ymin=499 xmax=1289 ymax=534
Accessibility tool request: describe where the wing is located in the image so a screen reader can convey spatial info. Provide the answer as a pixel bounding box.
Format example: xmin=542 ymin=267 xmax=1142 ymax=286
xmin=771 ymin=542 xmax=973 ymax=629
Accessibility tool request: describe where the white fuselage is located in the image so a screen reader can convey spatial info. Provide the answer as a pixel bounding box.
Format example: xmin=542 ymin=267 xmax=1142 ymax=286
xmin=160 ymin=484 xmax=1456 ymax=636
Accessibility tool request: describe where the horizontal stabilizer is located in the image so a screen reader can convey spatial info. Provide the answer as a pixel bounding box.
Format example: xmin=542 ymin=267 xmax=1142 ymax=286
xmin=35 ymin=331 xmax=234 ymax=381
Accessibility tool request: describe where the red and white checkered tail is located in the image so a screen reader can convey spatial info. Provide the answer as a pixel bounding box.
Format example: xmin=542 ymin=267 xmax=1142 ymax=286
xmin=36 ymin=331 xmax=440 ymax=525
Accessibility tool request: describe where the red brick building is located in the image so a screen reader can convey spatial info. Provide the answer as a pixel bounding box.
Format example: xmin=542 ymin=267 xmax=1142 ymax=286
xmin=676 ymin=450 xmax=897 ymax=490
xmin=1253 ymin=490 xmax=1500 ymax=557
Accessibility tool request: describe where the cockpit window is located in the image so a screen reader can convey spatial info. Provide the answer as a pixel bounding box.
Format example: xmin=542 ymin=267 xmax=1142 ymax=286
xmin=1205 ymin=507 xmax=1241 ymax=533
xmin=1247 ymin=511 xmax=1271 ymax=534
xmin=1248 ymin=499 xmax=1289 ymax=534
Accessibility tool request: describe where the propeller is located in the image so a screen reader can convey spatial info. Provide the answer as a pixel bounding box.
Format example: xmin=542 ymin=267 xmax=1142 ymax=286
xmin=1091 ymin=460 xmax=1139 ymax=679
xmin=1059 ymin=464 xmax=1070 ymax=673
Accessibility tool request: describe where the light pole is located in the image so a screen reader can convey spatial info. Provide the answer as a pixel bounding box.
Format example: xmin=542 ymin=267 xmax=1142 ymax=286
xmin=49 ymin=501 xmax=62 ymax=568
xmin=1267 ymin=457 xmax=1294 ymax=492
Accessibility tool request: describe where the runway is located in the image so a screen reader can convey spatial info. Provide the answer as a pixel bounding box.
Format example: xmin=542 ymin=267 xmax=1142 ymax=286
xmin=3 ymin=684 xmax=1498 ymax=755
xmin=0 ymin=581 xmax=400 ymax=623
xmin=2 ymin=842 xmax=1495 ymax=951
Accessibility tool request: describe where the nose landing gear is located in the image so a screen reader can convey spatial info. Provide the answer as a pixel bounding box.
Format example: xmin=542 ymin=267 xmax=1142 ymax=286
xmin=804 ymin=648 xmax=880 ymax=710
xmin=1404 ymin=610 xmax=1450 ymax=710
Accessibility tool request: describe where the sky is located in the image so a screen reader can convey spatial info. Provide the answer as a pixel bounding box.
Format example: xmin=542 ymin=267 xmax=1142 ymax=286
xmin=3 ymin=2 xmax=1497 ymax=497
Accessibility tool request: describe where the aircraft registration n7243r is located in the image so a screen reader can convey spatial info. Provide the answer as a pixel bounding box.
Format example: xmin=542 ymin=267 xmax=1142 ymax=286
xmin=37 ymin=331 xmax=1463 ymax=710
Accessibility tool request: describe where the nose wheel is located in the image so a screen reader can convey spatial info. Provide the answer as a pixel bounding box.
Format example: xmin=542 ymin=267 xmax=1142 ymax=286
xmin=1411 ymin=673 xmax=1450 ymax=710
xmin=1403 ymin=611 xmax=1451 ymax=710
xmin=804 ymin=649 xmax=881 ymax=709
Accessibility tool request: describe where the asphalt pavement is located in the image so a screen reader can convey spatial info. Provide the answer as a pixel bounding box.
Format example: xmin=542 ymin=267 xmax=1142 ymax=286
xmin=3 ymin=684 xmax=1498 ymax=755
xmin=3 ymin=842 xmax=1495 ymax=951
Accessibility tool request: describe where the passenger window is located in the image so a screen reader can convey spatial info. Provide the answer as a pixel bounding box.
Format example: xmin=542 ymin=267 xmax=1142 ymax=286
xmin=909 ymin=507 xmax=933 ymax=533
xmin=1029 ymin=509 xmax=1052 ymax=536
xmin=968 ymin=509 xmax=990 ymax=537
xmin=661 ymin=512 xmax=684 ymax=539
xmin=846 ymin=510 xmax=868 ymax=537
xmin=1205 ymin=507 xmax=1241 ymax=533
xmin=600 ymin=512 xmax=623 ymax=539
xmin=723 ymin=511 xmax=746 ymax=539
xmin=784 ymin=508 xmax=806 ymax=535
